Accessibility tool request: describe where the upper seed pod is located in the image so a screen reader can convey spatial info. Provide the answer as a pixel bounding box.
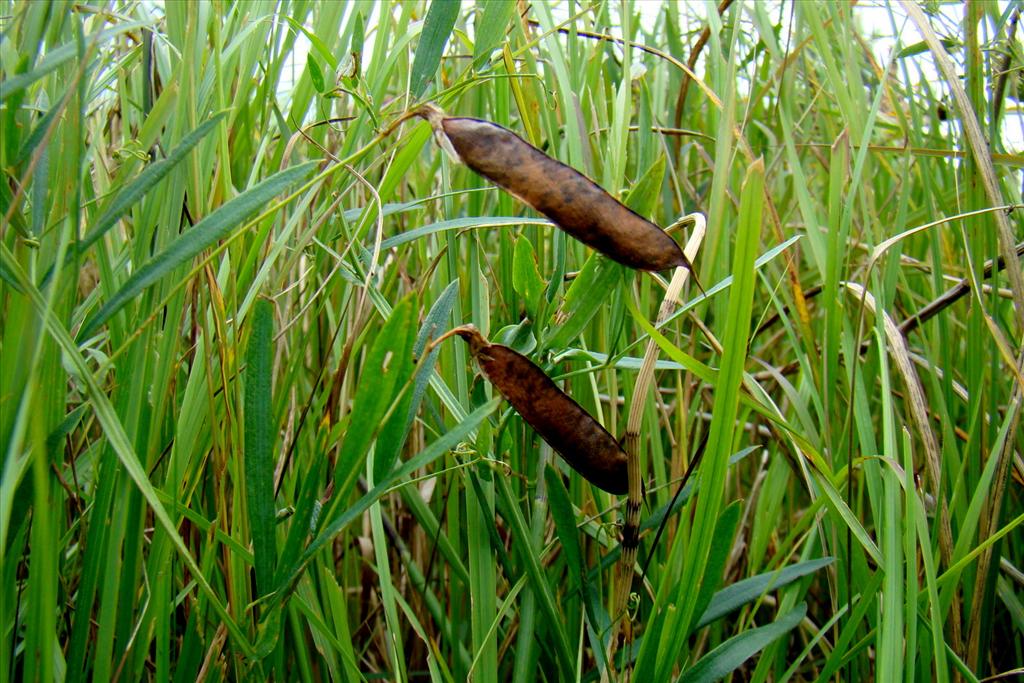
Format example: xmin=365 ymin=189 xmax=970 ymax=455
xmin=451 ymin=325 xmax=627 ymax=494
xmin=418 ymin=105 xmax=694 ymax=273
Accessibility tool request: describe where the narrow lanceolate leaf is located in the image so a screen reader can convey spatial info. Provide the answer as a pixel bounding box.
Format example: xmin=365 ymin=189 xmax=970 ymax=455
xmin=76 ymin=115 xmax=226 ymax=258
xmin=697 ymin=558 xmax=834 ymax=628
xmin=372 ymin=292 xmax=421 ymax=481
xmin=546 ymin=255 xmax=624 ymax=349
xmin=622 ymin=153 xmax=667 ymax=220
xmin=655 ymin=159 xmax=764 ymax=680
xmin=691 ymin=502 xmax=743 ymax=632
xmin=245 ymin=298 xmax=277 ymax=596
xmin=306 ymin=53 xmax=326 ymax=93
xmin=401 ymin=279 xmax=460 ymax=437
xmin=15 ymin=99 xmax=62 ymax=167
xmin=78 ymin=160 xmax=316 ymax=339
xmin=335 ymin=294 xmax=417 ymax=494
xmin=678 ymin=604 xmax=807 ymax=683
xmin=471 ymin=0 xmax=517 ymax=69
xmin=512 ymin=237 xmax=545 ymax=321
xmin=0 ymin=257 xmax=23 ymax=292
xmin=545 ymin=466 xmax=584 ymax=593
xmin=410 ymin=0 xmax=461 ymax=97
xmin=378 ymin=216 xmax=551 ymax=251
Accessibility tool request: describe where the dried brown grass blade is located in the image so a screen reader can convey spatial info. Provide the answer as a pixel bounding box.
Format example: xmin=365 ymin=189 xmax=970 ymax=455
xmin=844 ymin=282 xmax=960 ymax=650
xmin=604 ymin=214 xmax=706 ymax=681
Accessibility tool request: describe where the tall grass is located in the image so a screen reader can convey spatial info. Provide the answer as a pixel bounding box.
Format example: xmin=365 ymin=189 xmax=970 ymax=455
xmin=2 ymin=1 xmax=1022 ymax=681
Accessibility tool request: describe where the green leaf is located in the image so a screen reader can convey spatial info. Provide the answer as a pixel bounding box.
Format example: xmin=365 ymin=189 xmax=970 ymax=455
xmin=16 ymin=100 xmax=63 ymax=168
xmin=372 ymin=293 xmax=422 ymax=482
xmin=410 ymin=0 xmax=461 ymax=98
xmin=401 ymin=279 xmax=460 ymax=437
xmin=282 ymin=15 xmax=339 ymax=70
xmin=0 ymin=254 xmax=24 ymax=292
xmin=697 ymin=557 xmax=833 ymax=629
xmin=244 ymin=298 xmax=277 ymax=596
xmin=652 ymin=160 xmax=765 ymax=680
xmin=622 ymin=153 xmax=666 ymax=218
xmin=350 ymin=11 xmax=365 ymax=55
xmin=679 ymin=604 xmax=807 ymax=683
xmin=45 ymin=404 xmax=90 ymax=453
xmin=547 ymin=464 xmax=609 ymax=672
xmin=0 ymin=177 xmax=30 ymax=239
xmin=336 ymin=294 xmax=417 ymax=491
xmin=513 ymin=236 xmax=545 ymax=321
xmin=545 ymin=465 xmax=583 ymax=593
xmin=690 ymin=501 xmax=742 ymax=632
xmin=896 ymin=38 xmax=960 ymax=59
xmin=472 ymin=0 xmax=517 ymax=69
xmin=271 ymin=432 xmax=331 ymax=619
xmin=624 ymin=292 xmax=718 ymax=384
xmin=546 ymin=254 xmax=625 ymax=349
xmin=494 ymin=320 xmax=536 ymax=355
xmin=307 ymin=53 xmax=326 ymax=93
xmin=378 ymin=215 xmax=550 ymax=251
xmin=78 ymin=160 xmax=316 ymax=339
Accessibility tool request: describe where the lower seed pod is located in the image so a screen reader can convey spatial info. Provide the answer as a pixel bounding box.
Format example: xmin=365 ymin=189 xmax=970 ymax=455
xmin=417 ymin=104 xmax=693 ymax=274
xmin=450 ymin=324 xmax=627 ymax=494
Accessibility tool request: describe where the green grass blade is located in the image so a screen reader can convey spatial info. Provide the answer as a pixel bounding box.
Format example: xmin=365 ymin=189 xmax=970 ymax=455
xmin=245 ymin=298 xmax=277 ymax=596
xmin=378 ymin=215 xmax=552 ymax=251
xmin=472 ymin=0 xmax=517 ymax=69
xmin=0 ymin=244 xmax=254 ymax=657
xmin=272 ymin=399 xmax=499 ymax=601
xmin=334 ymin=293 xmax=417 ymax=490
xmin=545 ymin=465 xmax=584 ymax=594
xmin=690 ymin=501 xmax=742 ymax=631
xmin=652 ymin=159 xmax=764 ymax=679
xmin=398 ymin=279 xmax=460 ymax=447
xmin=512 ymin=236 xmax=545 ymax=321
xmin=70 ymin=114 xmax=226 ymax=259
xmin=78 ymin=160 xmax=316 ymax=339
xmin=410 ymin=0 xmax=461 ymax=98
xmin=697 ymin=558 xmax=834 ymax=629
xmin=679 ymin=604 xmax=807 ymax=683
xmin=546 ymin=255 xmax=624 ymax=349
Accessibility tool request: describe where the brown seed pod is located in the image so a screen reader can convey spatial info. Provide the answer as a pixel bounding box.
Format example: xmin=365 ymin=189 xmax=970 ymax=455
xmin=417 ymin=105 xmax=694 ymax=273
xmin=446 ymin=324 xmax=627 ymax=494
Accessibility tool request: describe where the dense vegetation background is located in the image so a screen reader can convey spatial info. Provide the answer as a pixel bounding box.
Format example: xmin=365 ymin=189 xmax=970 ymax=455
xmin=2 ymin=0 xmax=1022 ymax=680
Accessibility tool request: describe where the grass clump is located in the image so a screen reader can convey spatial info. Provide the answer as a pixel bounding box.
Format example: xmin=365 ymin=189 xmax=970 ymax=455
xmin=2 ymin=1 xmax=1022 ymax=680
